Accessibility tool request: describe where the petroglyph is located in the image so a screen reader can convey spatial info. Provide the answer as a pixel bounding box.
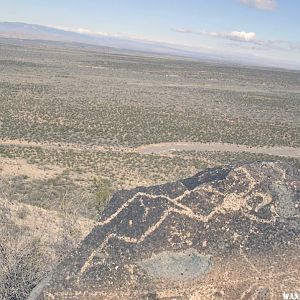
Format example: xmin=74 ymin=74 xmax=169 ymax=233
xmin=31 ymin=162 xmax=300 ymax=300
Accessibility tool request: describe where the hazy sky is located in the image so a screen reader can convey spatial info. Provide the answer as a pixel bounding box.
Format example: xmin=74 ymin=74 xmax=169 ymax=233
xmin=1 ymin=0 xmax=300 ymax=67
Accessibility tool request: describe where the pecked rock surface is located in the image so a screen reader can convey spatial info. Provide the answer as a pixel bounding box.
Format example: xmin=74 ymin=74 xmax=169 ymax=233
xmin=31 ymin=161 xmax=300 ymax=299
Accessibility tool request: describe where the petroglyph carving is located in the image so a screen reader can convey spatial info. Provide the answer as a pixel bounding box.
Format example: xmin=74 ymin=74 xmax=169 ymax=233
xmin=31 ymin=162 xmax=300 ymax=300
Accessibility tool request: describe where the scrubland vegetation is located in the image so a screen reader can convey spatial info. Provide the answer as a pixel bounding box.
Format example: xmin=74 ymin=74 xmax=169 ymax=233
xmin=0 ymin=39 xmax=299 ymax=299
xmin=1 ymin=42 xmax=299 ymax=148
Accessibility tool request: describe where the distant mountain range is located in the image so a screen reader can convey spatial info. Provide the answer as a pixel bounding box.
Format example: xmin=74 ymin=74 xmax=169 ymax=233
xmin=0 ymin=22 xmax=299 ymax=70
xmin=0 ymin=22 xmax=213 ymax=58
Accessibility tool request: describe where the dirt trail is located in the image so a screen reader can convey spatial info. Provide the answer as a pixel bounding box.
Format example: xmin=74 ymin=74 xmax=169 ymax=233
xmin=135 ymin=142 xmax=300 ymax=158
xmin=0 ymin=139 xmax=299 ymax=158
xmin=0 ymin=139 xmax=134 ymax=153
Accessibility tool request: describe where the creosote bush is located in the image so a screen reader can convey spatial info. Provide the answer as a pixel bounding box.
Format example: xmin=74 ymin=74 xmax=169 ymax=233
xmin=93 ymin=178 xmax=113 ymax=214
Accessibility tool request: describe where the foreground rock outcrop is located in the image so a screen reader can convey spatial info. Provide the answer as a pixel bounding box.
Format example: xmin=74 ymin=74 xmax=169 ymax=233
xmin=31 ymin=161 xmax=300 ymax=299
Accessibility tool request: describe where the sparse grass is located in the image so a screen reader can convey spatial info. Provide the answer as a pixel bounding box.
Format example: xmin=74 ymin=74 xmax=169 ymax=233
xmin=0 ymin=40 xmax=299 ymax=298
xmin=0 ymin=196 xmax=94 ymax=300
xmin=0 ymin=43 xmax=299 ymax=148
xmin=1 ymin=144 xmax=298 ymax=219
xmin=0 ymin=227 xmax=45 ymax=300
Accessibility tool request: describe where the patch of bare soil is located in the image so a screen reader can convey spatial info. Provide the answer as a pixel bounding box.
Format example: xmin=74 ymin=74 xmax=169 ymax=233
xmin=0 ymin=198 xmax=95 ymax=261
xmin=0 ymin=139 xmax=134 ymax=153
xmin=1 ymin=139 xmax=299 ymax=158
xmin=136 ymin=142 xmax=300 ymax=158
xmin=0 ymin=157 xmax=64 ymax=180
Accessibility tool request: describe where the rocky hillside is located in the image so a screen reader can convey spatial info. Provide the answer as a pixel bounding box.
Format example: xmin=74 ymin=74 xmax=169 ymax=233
xmin=31 ymin=161 xmax=300 ymax=299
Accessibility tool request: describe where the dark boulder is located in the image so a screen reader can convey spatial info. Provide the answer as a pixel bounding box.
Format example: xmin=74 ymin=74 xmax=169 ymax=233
xmin=31 ymin=161 xmax=300 ymax=299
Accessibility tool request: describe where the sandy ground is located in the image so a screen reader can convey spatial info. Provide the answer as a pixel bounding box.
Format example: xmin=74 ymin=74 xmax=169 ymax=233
xmin=0 ymin=157 xmax=64 ymax=180
xmin=135 ymin=142 xmax=300 ymax=158
xmin=0 ymin=197 xmax=95 ymax=261
xmin=0 ymin=139 xmax=299 ymax=158
xmin=0 ymin=139 xmax=132 ymax=153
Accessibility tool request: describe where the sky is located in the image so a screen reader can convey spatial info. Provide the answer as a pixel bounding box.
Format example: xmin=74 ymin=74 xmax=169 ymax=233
xmin=1 ymin=0 xmax=300 ymax=68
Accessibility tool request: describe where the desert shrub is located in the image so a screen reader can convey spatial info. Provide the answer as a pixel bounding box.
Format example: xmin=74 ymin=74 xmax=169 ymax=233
xmin=0 ymin=195 xmax=93 ymax=300
xmin=93 ymin=178 xmax=112 ymax=214
xmin=0 ymin=225 xmax=45 ymax=300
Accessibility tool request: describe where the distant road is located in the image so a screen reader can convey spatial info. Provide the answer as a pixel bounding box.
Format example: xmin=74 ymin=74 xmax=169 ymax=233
xmin=0 ymin=139 xmax=134 ymax=153
xmin=0 ymin=139 xmax=299 ymax=158
xmin=135 ymin=142 xmax=300 ymax=158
